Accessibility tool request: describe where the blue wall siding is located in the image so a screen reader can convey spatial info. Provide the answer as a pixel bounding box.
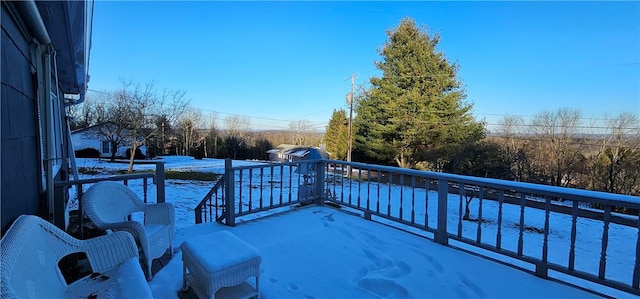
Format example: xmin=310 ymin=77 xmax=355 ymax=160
xmin=1 ymin=4 xmax=45 ymax=233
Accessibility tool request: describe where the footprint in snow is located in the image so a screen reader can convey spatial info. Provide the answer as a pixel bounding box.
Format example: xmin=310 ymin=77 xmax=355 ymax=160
xmin=352 ymin=266 xmax=369 ymax=282
xmin=383 ymin=261 xmax=412 ymax=278
xmin=357 ymin=278 xmax=410 ymax=299
xmin=457 ymin=271 xmax=486 ymax=298
xmin=424 ymin=254 xmax=444 ymax=273
xmin=322 ymin=213 xmax=335 ymax=222
xmin=288 ymin=283 xmax=298 ymax=291
xmin=269 ymin=277 xmax=278 ymax=283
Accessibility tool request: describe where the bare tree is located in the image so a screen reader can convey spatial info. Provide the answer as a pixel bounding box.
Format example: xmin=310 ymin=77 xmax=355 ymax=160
xmin=530 ymin=108 xmax=585 ymax=187
xmin=223 ymin=115 xmax=250 ymax=159
xmin=203 ymin=112 xmax=219 ymax=158
xmin=176 ymin=108 xmax=205 ymax=156
xmin=91 ymin=81 xmax=188 ymax=171
xmin=496 ymin=115 xmax=528 ymax=181
xmin=224 ymin=115 xmax=250 ymax=139
xmin=289 ymin=120 xmax=313 ymax=146
xmin=89 ymin=91 xmax=132 ymax=162
xmin=588 ymin=112 xmax=640 ymax=195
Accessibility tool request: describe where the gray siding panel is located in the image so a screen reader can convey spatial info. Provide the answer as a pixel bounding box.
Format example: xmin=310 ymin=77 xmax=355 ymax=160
xmin=1 ymin=5 xmax=43 ymax=233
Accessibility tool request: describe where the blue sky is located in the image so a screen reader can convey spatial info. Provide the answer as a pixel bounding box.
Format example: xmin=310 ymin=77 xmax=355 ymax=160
xmin=89 ymin=1 xmax=639 ymax=132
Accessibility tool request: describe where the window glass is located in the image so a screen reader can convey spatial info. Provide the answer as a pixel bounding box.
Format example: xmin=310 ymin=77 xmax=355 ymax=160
xmin=102 ymin=141 xmax=110 ymax=153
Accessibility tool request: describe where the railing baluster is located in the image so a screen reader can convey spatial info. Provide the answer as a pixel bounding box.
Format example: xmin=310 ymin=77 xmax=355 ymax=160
xmin=123 ymin=179 xmax=128 ymax=186
xmin=297 ymin=163 xmax=302 ymax=200
xmin=366 ymin=168 xmax=371 ymax=211
xmin=399 ymin=174 xmax=404 ymax=220
xmin=518 ymin=193 xmax=525 ymax=256
xmin=239 ymin=170 xmax=243 ymax=215
xmin=207 ymin=194 xmax=212 ymax=222
xmin=569 ymin=200 xmax=578 ymax=270
xmin=143 ymin=178 xmax=148 ymax=203
xmin=331 ymin=164 xmax=337 ymax=201
xmin=477 ymin=186 xmax=484 ymax=244
xmin=424 ymin=178 xmax=429 ymax=229
xmin=357 ymin=168 xmax=362 ymax=207
xmin=214 ymin=190 xmax=220 ymax=222
xmin=248 ymin=169 xmax=253 ymax=212
xmin=599 ymin=205 xmax=611 ymax=279
xmin=387 ymin=173 xmax=393 ymax=217
xmin=270 ymin=165 xmax=274 ymax=206
xmin=496 ymin=189 xmax=504 ymax=250
xmin=348 ymin=165 xmax=353 ymax=205
xmin=376 ymin=171 xmax=381 ymax=214
xmin=288 ymin=165 xmax=293 ymax=203
xmin=340 ymin=163 xmax=345 ymax=203
xmin=260 ymin=167 xmax=264 ymax=209
xmin=220 ymin=179 xmax=225 ymax=222
xmin=458 ymin=183 xmax=464 ymax=238
xmin=634 ymin=208 xmax=640 ymax=289
xmin=411 ymin=176 xmax=416 ymax=224
xmin=280 ymin=165 xmax=284 ymax=205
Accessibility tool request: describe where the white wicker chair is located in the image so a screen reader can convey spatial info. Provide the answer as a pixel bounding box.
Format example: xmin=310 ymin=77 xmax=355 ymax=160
xmin=0 ymin=215 xmax=151 ymax=299
xmin=83 ymin=181 xmax=175 ymax=280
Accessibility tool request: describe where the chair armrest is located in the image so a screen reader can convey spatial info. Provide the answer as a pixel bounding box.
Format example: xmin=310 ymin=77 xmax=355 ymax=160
xmin=82 ymin=231 xmax=139 ymax=273
xmin=144 ymin=203 xmax=175 ymax=226
xmin=101 ymin=221 xmax=149 ymax=253
xmin=101 ymin=221 xmax=146 ymax=239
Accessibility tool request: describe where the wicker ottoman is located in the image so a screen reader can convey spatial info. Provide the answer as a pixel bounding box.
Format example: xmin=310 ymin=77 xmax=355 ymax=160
xmin=181 ymin=230 xmax=261 ymax=299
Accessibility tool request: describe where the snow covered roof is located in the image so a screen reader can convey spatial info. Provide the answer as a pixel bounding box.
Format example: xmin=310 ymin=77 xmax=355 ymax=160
xmin=288 ymin=149 xmax=309 ymax=157
xmin=267 ymin=144 xmax=328 ymax=159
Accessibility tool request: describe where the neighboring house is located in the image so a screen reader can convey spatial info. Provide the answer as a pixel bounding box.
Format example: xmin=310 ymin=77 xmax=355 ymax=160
xmin=267 ymin=144 xmax=329 ymax=162
xmin=71 ymin=124 xmax=148 ymax=158
xmin=1 ymin=0 xmax=93 ymax=234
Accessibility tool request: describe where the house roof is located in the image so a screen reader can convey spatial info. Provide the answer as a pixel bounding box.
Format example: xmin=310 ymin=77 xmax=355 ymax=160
xmin=71 ymin=122 xmax=114 ymax=134
xmin=36 ymin=1 xmax=93 ymax=103
xmin=267 ymin=144 xmax=328 ymax=159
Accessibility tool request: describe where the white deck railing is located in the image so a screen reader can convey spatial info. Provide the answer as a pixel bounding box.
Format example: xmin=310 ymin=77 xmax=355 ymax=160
xmin=195 ymin=158 xmax=640 ymax=296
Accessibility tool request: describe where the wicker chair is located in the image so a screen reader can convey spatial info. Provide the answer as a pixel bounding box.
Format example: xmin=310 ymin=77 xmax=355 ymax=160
xmin=83 ymin=181 xmax=175 ymax=280
xmin=0 ymin=215 xmax=151 ymax=298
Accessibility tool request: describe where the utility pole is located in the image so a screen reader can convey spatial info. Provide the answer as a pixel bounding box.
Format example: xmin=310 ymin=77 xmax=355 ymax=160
xmin=345 ymin=73 xmax=356 ymax=176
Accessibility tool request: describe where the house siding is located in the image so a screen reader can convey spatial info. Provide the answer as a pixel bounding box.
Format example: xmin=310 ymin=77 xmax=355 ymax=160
xmin=71 ymin=126 xmax=148 ymax=158
xmin=1 ymin=4 xmax=45 ymax=233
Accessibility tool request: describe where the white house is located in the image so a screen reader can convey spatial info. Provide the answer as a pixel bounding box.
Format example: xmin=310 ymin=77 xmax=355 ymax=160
xmin=71 ymin=124 xmax=147 ymax=158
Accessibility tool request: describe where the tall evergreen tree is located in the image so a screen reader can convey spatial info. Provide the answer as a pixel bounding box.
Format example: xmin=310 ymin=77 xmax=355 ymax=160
xmin=355 ymin=17 xmax=484 ymax=168
xmin=324 ymin=109 xmax=349 ymax=160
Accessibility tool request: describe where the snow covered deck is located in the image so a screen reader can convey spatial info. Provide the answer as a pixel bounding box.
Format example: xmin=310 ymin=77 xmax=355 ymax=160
xmin=149 ymin=205 xmax=601 ymax=299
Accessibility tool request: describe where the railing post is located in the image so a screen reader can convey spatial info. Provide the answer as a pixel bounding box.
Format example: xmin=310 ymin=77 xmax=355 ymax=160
xmin=225 ymin=158 xmax=236 ymax=227
xmin=195 ymin=206 xmax=202 ymax=224
xmin=155 ymin=162 xmax=166 ymax=203
xmin=435 ymin=178 xmax=449 ymax=245
xmin=314 ymin=160 xmax=326 ymax=205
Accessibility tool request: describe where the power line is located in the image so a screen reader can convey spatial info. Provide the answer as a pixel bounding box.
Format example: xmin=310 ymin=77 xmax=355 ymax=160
xmin=85 ymin=88 xmax=636 ymax=128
